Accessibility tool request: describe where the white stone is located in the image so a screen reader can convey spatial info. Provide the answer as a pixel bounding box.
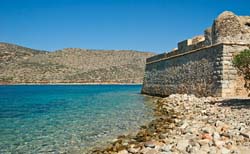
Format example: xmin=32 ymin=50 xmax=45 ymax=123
xmin=212 ymin=132 xmax=220 ymax=140
xmin=117 ymin=149 xmax=129 ymax=154
xmin=221 ymin=147 xmax=230 ymax=154
xmin=160 ymin=145 xmax=172 ymax=152
xmin=176 ymin=139 xmax=189 ymax=152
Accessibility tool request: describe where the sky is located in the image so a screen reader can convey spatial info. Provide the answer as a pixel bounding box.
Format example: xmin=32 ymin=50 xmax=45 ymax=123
xmin=0 ymin=0 xmax=250 ymax=53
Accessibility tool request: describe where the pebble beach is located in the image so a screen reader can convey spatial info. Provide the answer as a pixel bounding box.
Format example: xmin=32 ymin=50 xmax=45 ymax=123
xmin=91 ymin=94 xmax=250 ymax=154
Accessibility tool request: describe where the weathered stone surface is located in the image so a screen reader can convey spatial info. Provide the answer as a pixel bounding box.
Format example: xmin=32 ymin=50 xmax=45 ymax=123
xmin=212 ymin=11 xmax=242 ymax=44
xmin=142 ymin=45 xmax=223 ymax=97
xmin=212 ymin=11 xmax=250 ymax=44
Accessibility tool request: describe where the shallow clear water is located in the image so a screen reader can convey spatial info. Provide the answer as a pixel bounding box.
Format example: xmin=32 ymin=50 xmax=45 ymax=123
xmin=0 ymin=85 xmax=154 ymax=154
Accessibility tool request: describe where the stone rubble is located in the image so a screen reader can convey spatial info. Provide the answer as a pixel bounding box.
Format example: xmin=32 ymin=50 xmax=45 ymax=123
xmin=91 ymin=94 xmax=250 ymax=154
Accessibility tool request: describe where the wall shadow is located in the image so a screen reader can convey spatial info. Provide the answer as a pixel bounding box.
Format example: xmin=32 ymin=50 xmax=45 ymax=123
xmin=217 ymin=98 xmax=250 ymax=109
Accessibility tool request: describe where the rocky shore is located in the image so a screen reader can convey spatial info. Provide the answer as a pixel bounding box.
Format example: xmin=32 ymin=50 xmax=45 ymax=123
xmin=91 ymin=94 xmax=250 ymax=154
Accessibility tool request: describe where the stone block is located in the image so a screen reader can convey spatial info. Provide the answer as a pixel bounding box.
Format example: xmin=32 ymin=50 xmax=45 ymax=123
xmin=222 ymin=61 xmax=231 ymax=65
xmin=178 ymin=39 xmax=192 ymax=52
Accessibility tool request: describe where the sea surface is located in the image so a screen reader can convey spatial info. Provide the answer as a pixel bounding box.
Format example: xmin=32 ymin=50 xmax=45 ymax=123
xmin=0 ymin=85 xmax=154 ymax=154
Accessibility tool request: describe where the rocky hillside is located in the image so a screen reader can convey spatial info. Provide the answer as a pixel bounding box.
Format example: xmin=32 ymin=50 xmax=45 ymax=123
xmin=0 ymin=42 xmax=155 ymax=84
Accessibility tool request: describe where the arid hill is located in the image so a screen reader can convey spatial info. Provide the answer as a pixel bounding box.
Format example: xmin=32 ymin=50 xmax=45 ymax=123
xmin=0 ymin=42 xmax=155 ymax=84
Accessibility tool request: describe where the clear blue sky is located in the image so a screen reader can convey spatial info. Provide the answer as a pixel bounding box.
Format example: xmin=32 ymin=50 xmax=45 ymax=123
xmin=0 ymin=0 xmax=250 ymax=53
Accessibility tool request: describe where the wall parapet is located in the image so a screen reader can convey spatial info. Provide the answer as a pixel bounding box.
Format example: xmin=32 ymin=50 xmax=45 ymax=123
xmin=147 ymin=43 xmax=250 ymax=65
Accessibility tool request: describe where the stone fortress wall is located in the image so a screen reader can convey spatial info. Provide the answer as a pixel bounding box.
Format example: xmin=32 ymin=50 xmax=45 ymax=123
xmin=142 ymin=11 xmax=250 ymax=97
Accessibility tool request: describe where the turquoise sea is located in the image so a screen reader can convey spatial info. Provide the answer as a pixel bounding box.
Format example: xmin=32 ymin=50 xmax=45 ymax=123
xmin=0 ymin=85 xmax=154 ymax=154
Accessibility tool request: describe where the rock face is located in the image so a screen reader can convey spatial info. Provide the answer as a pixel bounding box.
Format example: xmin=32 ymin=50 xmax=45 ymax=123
xmin=142 ymin=11 xmax=250 ymax=97
xmin=0 ymin=42 xmax=155 ymax=84
xmin=91 ymin=94 xmax=250 ymax=154
xmin=212 ymin=11 xmax=250 ymax=44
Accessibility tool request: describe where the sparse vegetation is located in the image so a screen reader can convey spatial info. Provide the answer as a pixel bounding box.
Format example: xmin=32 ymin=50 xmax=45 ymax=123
xmin=233 ymin=49 xmax=250 ymax=94
xmin=0 ymin=42 xmax=154 ymax=83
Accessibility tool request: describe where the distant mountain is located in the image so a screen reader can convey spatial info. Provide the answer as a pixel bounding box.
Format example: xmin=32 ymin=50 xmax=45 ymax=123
xmin=0 ymin=42 xmax=155 ymax=84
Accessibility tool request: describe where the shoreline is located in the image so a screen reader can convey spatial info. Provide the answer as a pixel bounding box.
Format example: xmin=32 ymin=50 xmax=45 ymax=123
xmin=0 ymin=82 xmax=143 ymax=86
xmin=90 ymin=94 xmax=250 ymax=154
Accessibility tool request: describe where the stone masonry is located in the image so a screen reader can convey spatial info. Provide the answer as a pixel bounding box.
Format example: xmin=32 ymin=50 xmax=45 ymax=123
xmin=142 ymin=11 xmax=250 ymax=97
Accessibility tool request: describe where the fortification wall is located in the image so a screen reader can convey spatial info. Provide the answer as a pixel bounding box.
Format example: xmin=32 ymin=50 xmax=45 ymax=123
xmin=142 ymin=43 xmax=249 ymax=97
xmin=142 ymin=44 xmax=223 ymax=97
xmin=142 ymin=11 xmax=250 ymax=97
